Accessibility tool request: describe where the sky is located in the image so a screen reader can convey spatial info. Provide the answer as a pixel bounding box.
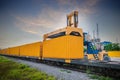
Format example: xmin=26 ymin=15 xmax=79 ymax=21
xmin=0 ymin=0 xmax=120 ymax=48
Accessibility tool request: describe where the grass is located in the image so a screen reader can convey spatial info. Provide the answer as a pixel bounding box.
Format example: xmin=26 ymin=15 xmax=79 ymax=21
xmin=0 ymin=56 xmax=56 ymax=80
xmin=86 ymin=69 xmax=91 ymax=74
xmin=86 ymin=69 xmax=114 ymax=80
xmin=89 ymin=75 xmax=113 ymax=80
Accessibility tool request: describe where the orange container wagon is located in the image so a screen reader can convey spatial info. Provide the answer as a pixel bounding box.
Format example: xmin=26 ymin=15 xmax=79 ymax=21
xmin=4 ymin=48 xmax=9 ymax=55
xmin=20 ymin=42 xmax=42 ymax=59
xmin=43 ymin=26 xmax=84 ymax=63
xmin=2 ymin=49 xmax=6 ymax=55
xmin=9 ymin=46 xmax=20 ymax=56
xmin=0 ymin=49 xmax=3 ymax=54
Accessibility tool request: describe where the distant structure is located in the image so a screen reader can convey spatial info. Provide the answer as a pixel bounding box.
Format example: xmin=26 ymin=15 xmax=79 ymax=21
xmin=96 ymin=23 xmax=100 ymax=42
xmin=101 ymin=41 xmax=112 ymax=46
xmin=93 ymin=30 xmax=95 ymax=40
xmin=97 ymin=24 xmax=99 ymax=39
xmin=116 ymin=37 xmax=118 ymax=43
xmin=91 ymin=24 xmax=100 ymax=42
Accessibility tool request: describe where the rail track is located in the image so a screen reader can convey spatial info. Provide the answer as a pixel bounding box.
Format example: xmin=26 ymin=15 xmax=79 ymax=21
xmin=1 ymin=54 xmax=120 ymax=79
xmin=41 ymin=60 xmax=120 ymax=79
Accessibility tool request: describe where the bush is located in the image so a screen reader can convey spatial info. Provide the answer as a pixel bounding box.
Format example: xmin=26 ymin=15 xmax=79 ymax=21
xmin=89 ymin=75 xmax=113 ymax=80
xmin=104 ymin=43 xmax=120 ymax=51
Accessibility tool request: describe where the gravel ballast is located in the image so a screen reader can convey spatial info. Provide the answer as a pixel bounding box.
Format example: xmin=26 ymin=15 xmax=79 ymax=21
xmin=111 ymin=57 xmax=120 ymax=62
xmin=8 ymin=57 xmax=91 ymax=80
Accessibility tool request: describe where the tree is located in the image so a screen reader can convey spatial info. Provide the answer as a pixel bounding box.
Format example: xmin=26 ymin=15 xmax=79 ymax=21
xmin=104 ymin=43 xmax=120 ymax=51
xmin=112 ymin=43 xmax=120 ymax=51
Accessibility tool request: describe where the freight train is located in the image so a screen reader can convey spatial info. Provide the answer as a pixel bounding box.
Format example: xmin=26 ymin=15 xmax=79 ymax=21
xmin=0 ymin=11 xmax=120 ymax=73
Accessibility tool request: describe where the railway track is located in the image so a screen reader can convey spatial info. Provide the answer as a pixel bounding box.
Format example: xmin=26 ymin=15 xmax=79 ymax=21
xmin=2 ymin=54 xmax=119 ymax=79
xmin=41 ymin=60 xmax=120 ymax=79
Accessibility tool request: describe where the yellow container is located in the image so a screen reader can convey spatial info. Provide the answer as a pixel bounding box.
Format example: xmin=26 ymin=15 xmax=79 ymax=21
xmin=20 ymin=42 xmax=42 ymax=58
xmin=43 ymin=35 xmax=83 ymax=62
xmin=108 ymin=51 xmax=120 ymax=57
xmin=1 ymin=49 xmax=4 ymax=54
xmin=0 ymin=49 xmax=3 ymax=54
xmin=0 ymin=49 xmax=2 ymax=54
xmin=0 ymin=50 xmax=2 ymax=54
xmin=6 ymin=48 xmax=10 ymax=55
xmin=4 ymin=48 xmax=9 ymax=55
xmin=2 ymin=49 xmax=6 ymax=54
xmin=9 ymin=47 xmax=20 ymax=56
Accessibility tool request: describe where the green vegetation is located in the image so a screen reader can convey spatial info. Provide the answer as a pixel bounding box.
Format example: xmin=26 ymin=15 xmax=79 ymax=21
xmin=0 ymin=56 xmax=56 ymax=80
xmin=86 ymin=69 xmax=113 ymax=80
xmin=89 ymin=75 xmax=113 ymax=80
xmin=86 ymin=69 xmax=90 ymax=74
xmin=104 ymin=43 xmax=120 ymax=51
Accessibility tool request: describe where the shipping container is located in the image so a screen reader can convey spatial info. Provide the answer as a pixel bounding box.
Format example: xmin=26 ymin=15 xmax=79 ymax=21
xmin=0 ymin=50 xmax=2 ymax=54
xmin=43 ymin=35 xmax=83 ymax=63
xmin=0 ymin=49 xmax=3 ymax=54
xmin=20 ymin=42 xmax=42 ymax=58
xmin=6 ymin=48 xmax=10 ymax=55
xmin=108 ymin=51 xmax=120 ymax=57
xmin=4 ymin=48 xmax=8 ymax=55
xmin=9 ymin=46 xmax=20 ymax=56
xmin=0 ymin=48 xmax=9 ymax=55
xmin=2 ymin=49 xmax=6 ymax=54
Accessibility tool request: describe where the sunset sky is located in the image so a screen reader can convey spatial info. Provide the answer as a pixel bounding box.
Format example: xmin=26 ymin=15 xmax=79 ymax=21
xmin=0 ymin=0 xmax=120 ymax=48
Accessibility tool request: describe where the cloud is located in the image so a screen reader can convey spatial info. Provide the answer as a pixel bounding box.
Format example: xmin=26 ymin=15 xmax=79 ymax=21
xmin=58 ymin=0 xmax=100 ymax=14
xmin=14 ymin=8 xmax=67 ymax=36
xmin=14 ymin=0 xmax=100 ymax=36
xmin=80 ymin=0 xmax=100 ymax=13
xmin=84 ymin=0 xmax=99 ymax=7
xmin=58 ymin=0 xmax=75 ymax=6
xmin=26 ymin=30 xmax=38 ymax=34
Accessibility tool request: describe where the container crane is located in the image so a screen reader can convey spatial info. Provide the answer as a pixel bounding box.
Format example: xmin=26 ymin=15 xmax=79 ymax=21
xmin=44 ymin=10 xmax=110 ymax=61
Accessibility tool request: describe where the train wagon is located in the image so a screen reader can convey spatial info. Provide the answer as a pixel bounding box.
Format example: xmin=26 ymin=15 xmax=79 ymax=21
xmin=43 ymin=27 xmax=84 ymax=63
xmin=20 ymin=42 xmax=42 ymax=58
xmin=0 ymin=49 xmax=3 ymax=54
xmin=4 ymin=48 xmax=9 ymax=55
xmin=43 ymin=11 xmax=83 ymax=63
xmin=9 ymin=46 xmax=20 ymax=56
xmin=1 ymin=49 xmax=6 ymax=55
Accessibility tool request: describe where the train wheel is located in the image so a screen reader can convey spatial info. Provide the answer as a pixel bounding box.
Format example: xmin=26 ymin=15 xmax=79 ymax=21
xmin=103 ymin=54 xmax=111 ymax=61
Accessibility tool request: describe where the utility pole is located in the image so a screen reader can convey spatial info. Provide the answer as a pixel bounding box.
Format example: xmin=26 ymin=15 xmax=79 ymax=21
xmin=96 ymin=23 xmax=100 ymax=42
xmin=93 ymin=30 xmax=95 ymax=40
xmin=116 ymin=37 xmax=118 ymax=43
xmin=97 ymin=23 xmax=99 ymax=39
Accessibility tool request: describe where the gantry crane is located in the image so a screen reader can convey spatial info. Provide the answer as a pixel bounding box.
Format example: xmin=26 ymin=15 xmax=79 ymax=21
xmin=67 ymin=10 xmax=78 ymax=27
xmin=43 ymin=10 xmax=110 ymax=61
xmin=43 ymin=11 xmax=82 ymax=41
